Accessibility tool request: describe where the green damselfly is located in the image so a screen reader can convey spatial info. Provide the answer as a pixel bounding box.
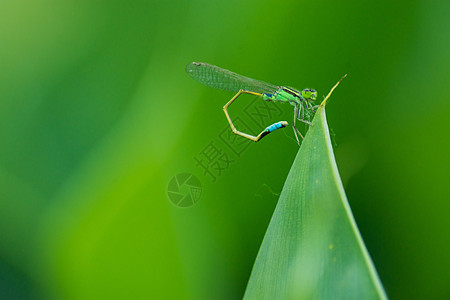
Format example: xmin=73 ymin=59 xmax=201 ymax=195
xmin=185 ymin=62 xmax=319 ymax=145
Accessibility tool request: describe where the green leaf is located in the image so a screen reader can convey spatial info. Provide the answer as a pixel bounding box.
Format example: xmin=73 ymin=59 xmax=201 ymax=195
xmin=244 ymin=78 xmax=387 ymax=300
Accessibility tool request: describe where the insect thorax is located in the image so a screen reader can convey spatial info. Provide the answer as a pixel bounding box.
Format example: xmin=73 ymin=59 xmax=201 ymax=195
xmin=264 ymin=87 xmax=302 ymax=105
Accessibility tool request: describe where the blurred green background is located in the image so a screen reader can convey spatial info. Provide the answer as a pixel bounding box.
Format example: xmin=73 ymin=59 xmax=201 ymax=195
xmin=0 ymin=0 xmax=449 ymax=299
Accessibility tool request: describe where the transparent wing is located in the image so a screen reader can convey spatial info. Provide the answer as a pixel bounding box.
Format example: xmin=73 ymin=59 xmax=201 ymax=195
xmin=185 ymin=62 xmax=279 ymax=94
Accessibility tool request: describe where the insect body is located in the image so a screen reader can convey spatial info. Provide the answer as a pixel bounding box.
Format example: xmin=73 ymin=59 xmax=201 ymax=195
xmin=186 ymin=62 xmax=318 ymax=144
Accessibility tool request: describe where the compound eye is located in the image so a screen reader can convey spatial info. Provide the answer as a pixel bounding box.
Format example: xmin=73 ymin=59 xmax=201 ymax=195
xmin=302 ymin=89 xmax=311 ymax=97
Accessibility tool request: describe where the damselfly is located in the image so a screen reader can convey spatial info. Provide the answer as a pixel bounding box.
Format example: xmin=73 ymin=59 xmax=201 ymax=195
xmin=186 ymin=62 xmax=319 ymax=145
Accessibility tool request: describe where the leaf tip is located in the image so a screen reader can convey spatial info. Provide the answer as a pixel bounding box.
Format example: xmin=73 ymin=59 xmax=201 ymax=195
xmin=320 ymin=74 xmax=347 ymax=108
